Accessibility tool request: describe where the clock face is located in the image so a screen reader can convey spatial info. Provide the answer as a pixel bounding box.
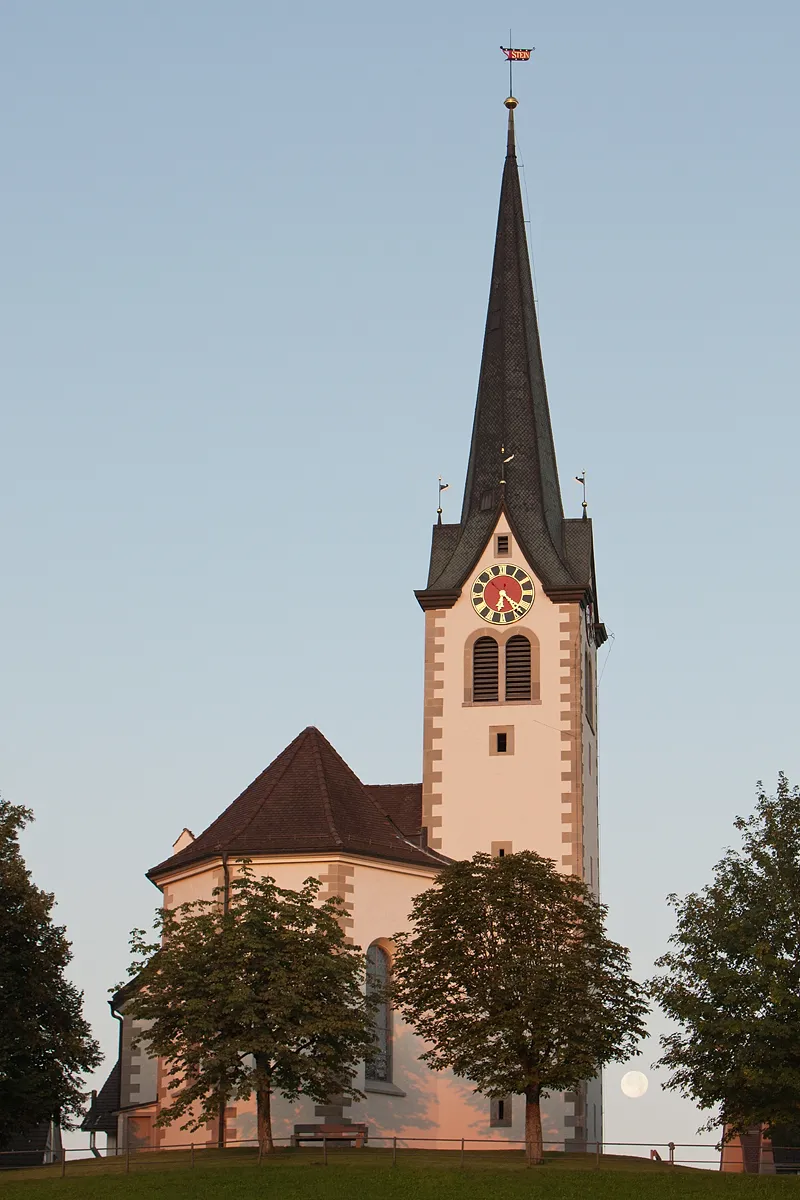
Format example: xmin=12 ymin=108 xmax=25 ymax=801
xmin=471 ymin=564 xmax=535 ymax=624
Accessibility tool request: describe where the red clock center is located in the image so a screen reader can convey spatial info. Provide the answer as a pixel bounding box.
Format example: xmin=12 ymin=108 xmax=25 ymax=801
xmin=483 ymin=575 xmax=523 ymax=612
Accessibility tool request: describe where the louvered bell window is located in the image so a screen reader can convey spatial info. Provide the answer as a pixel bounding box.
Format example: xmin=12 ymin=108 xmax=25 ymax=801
xmin=473 ymin=636 xmax=499 ymax=702
xmin=505 ymin=635 xmax=532 ymax=701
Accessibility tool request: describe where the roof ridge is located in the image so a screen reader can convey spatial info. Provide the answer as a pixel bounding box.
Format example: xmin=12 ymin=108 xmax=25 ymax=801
xmin=313 ymin=742 xmax=424 ymax=852
xmin=221 ymin=728 xmax=312 ymax=848
xmin=365 ymin=782 xmax=421 ymax=789
xmin=309 ymin=729 xmax=344 ymax=849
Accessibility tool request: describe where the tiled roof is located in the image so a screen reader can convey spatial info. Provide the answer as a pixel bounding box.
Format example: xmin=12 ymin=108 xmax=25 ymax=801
xmin=416 ymin=104 xmax=597 ymax=607
xmin=149 ymin=728 xmax=445 ymax=879
xmin=80 ymin=1060 xmax=120 ymax=1134
xmin=365 ymin=783 xmax=422 ymax=837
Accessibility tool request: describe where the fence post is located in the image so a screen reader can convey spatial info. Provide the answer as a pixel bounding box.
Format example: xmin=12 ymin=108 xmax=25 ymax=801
xmin=669 ymin=1141 xmax=675 ymax=1168
xmin=61 ymin=1149 xmax=66 ymax=1179
xmin=191 ymin=1142 xmax=195 ymax=1169
xmin=323 ymin=1135 xmax=327 ymax=1166
xmin=126 ymin=1145 xmax=130 ymax=1174
xmin=460 ymin=1137 xmax=465 ymax=1168
xmin=392 ymin=1136 xmax=397 ymax=1167
xmin=595 ymin=1140 xmax=600 ymax=1168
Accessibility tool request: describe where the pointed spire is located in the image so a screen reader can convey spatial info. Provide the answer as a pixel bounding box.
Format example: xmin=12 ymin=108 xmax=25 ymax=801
xmin=458 ymin=97 xmax=573 ymax=587
xmin=416 ymin=96 xmax=598 ymax=611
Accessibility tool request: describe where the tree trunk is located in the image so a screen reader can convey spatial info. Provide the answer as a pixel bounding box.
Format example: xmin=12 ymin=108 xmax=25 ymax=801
xmin=525 ymin=1089 xmax=544 ymax=1166
xmin=255 ymin=1056 xmax=274 ymax=1155
xmin=216 ymin=1086 xmax=226 ymax=1150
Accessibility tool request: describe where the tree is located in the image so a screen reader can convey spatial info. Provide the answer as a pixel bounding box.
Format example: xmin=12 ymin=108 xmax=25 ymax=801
xmin=651 ymin=773 xmax=800 ymax=1140
xmin=392 ymin=851 xmax=648 ymax=1164
xmin=0 ymin=799 xmax=101 ymax=1142
xmin=122 ymin=866 xmax=376 ymax=1153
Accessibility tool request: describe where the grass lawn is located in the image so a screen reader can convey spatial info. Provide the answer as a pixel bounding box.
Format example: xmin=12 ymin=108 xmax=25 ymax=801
xmin=0 ymin=1148 xmax=794 ymax=1199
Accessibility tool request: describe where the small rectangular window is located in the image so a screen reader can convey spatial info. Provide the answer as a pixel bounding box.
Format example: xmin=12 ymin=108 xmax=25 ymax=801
xmin=489 ymin=726 xmax=514 ymax=756
xmin=490 ymin=1095 xmax=513 ymax=1127
xmin=495 ymin=534 xmax=510 ymax=557
xmin=498 ymin=848 xmax=505 ymax=857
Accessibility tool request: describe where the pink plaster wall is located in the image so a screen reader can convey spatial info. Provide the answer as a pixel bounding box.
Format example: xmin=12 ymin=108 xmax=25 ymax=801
xmin=149 ymin=851 xmax=573 ymax=1149
xmin=425 ymin=517 xmax=582 ymax=870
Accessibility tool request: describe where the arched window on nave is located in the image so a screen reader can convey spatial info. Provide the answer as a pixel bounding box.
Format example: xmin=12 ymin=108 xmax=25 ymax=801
xmin=365 ymin=943 xmax=392 ymax=1083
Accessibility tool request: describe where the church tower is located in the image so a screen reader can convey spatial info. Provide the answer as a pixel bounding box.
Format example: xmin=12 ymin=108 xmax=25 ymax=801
xmin=416 ymin=97 xmax=606 ymax=894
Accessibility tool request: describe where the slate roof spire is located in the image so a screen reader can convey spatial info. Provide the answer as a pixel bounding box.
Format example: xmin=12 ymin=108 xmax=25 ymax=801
xmin=417 ymin=97 xmax=599 ymax=607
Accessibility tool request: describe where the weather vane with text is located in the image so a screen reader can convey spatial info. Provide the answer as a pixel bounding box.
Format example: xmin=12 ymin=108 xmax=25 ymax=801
xmin=500 ymin=41 xmax=534 ymax=97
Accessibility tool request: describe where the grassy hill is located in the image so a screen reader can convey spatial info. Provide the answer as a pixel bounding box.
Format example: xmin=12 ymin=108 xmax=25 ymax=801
xmin=0 ymin=1148 xmax=794 ymax=1199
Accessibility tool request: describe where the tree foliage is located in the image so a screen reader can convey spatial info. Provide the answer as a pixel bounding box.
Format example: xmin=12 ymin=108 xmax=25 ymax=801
xmin=651 ymin=773 xmax=800 ymax=1139
xmin=392 ymin=851 xmax=648 ymax=1164
xmin=122 ymin=866 xmax=376 ymax=1152
xmin=0 ymin=799 xmax=101 ymax=1142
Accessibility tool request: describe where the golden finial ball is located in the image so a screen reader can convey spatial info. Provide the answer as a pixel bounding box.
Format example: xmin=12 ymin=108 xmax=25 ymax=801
xmin=504 ymin=96 xmax=518 ymax=110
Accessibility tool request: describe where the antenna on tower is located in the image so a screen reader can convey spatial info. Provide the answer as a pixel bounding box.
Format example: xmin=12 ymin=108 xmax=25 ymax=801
xmin=436 ymin=477 xmax=450 ymax=525
xmin=508 ymin=27 xmax=513 ymax=96
xmin=575 ymin=471 xmax=588 ymax=519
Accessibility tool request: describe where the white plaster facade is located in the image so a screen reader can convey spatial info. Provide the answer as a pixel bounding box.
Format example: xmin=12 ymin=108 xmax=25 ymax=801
xmin=129 ymin=843 xmax=581 ymax=1152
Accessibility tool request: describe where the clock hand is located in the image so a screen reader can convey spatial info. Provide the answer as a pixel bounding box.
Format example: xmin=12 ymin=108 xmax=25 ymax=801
xmin=497 ymin=587 xmax=526 ymax=615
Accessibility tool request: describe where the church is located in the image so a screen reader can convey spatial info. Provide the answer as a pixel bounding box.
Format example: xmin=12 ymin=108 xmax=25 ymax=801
xmin=83 ymin=95 xmax=606 ymax=1155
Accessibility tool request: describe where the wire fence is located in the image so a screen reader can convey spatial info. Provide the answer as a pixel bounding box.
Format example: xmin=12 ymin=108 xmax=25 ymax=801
xmin=2 ymin=1136 xmax=798 ymax=1176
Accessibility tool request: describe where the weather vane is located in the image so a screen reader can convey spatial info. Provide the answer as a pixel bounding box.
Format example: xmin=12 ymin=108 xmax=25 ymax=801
xmin=437 ymin=476 xmax=450 ymax=525
xmin=500 ymin=39 xmax=534 ymax=98
xmin=575 ymin=471 xmax=588 ymax=519
xmin=500 ymin=445 xmax=515 ymax=486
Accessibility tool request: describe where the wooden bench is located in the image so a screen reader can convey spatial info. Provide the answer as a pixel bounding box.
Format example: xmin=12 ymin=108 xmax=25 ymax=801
xmin=291 ymin=1123 xmax=368 ymax=1148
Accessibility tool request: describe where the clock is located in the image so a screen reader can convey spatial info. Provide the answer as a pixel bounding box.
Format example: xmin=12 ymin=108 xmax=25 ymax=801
xmin=471 ymin=564 xmax=535 ymax=624
xmin=585 ymin=600 xmax=595 ymax=645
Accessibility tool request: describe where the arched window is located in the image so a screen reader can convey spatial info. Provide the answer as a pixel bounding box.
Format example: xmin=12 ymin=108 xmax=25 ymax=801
xmin=365 ymin=944 xmax=391 ymax=1083
xmin=472 ymin=636 xmax=499 ymax=702
xmin=505 ymin=635 xmax=531 ymax=701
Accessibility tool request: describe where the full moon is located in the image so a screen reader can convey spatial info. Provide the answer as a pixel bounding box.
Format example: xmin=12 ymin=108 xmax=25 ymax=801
xmin=620 ymin=1070 xmax=649 ymax=1099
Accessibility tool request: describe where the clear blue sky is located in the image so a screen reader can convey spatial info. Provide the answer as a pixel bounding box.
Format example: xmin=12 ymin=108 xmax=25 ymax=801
xmin=3 ymin=0 xmax=799 ymax=1155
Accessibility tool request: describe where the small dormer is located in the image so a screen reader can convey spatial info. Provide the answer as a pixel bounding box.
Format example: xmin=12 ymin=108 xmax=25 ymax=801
xmin=171 ymin=827 xmax=195 ymax=854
